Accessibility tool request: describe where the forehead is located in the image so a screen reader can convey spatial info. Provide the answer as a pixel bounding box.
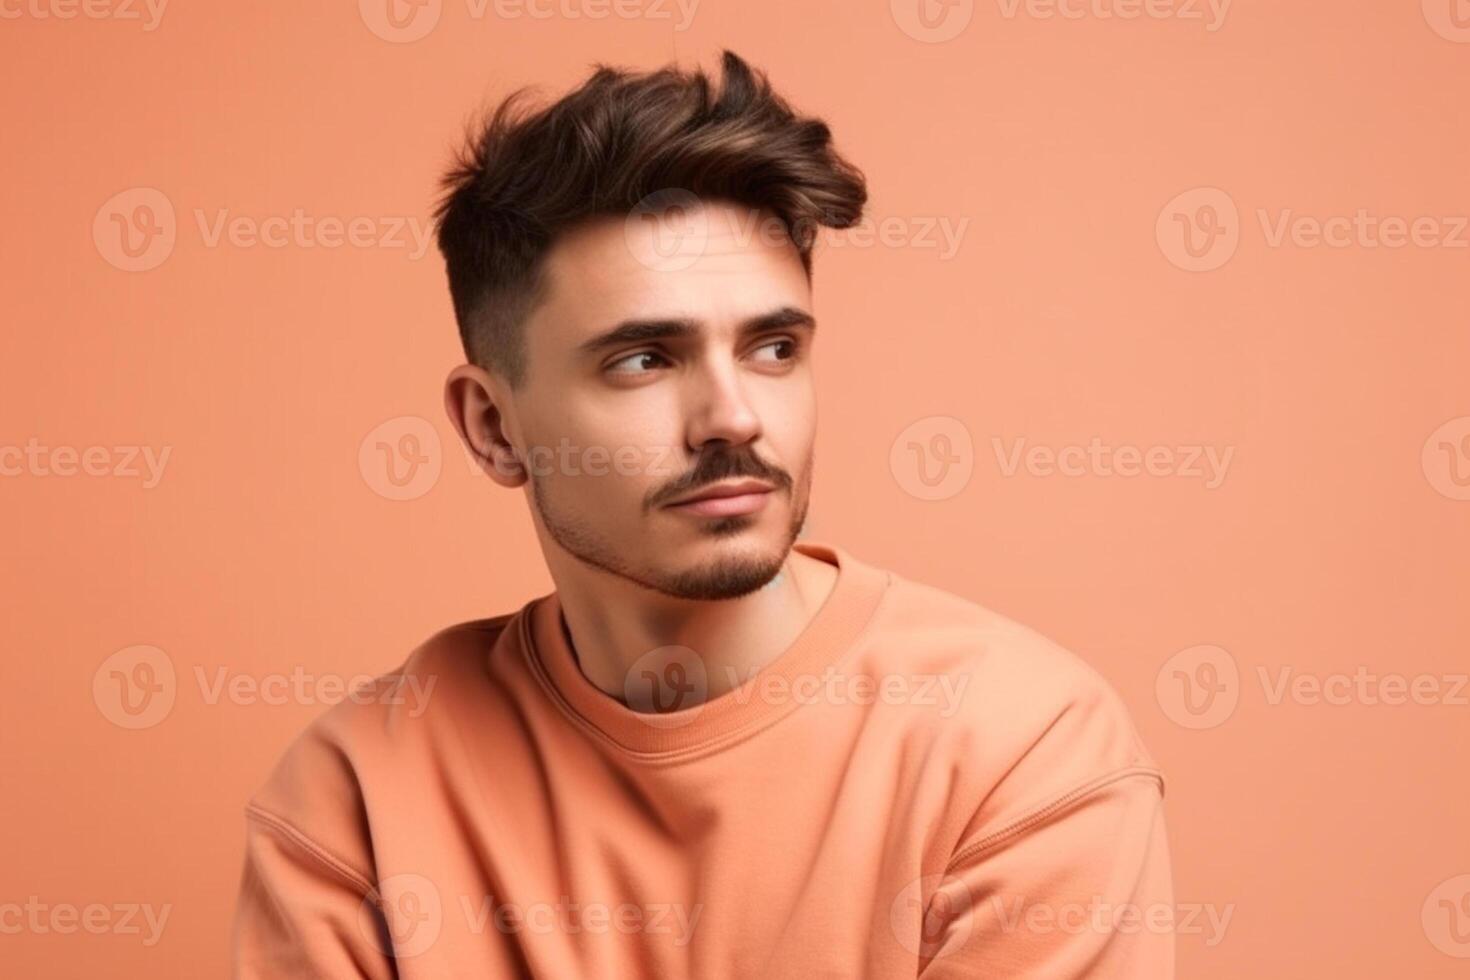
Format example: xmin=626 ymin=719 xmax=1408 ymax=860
xmin=530 ymin=201 xmax=811 ymax=352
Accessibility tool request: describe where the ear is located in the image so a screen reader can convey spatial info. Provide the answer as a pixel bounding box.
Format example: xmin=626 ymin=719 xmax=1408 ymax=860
xmin=444 ymin=363 xmax=526 ymax=488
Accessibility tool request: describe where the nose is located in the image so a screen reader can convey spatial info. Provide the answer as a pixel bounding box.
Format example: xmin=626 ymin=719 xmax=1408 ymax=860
xmin=683 ymin=355 xmax=761 ymax=453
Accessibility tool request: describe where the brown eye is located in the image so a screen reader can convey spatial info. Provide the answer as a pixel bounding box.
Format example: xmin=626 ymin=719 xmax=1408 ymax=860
xmin=750 ymin=338 xmax=797 ymax=363
xmin=607 ymin=351 xmax=668 ymax=375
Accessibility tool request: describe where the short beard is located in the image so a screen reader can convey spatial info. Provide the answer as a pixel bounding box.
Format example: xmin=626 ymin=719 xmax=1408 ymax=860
xmin=529 ymin=465 xmax=811 ymax=601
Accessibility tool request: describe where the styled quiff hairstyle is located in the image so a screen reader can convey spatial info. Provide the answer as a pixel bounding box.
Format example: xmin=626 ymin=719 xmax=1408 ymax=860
xmin=431 ymin=49 xmax=868 ymax=388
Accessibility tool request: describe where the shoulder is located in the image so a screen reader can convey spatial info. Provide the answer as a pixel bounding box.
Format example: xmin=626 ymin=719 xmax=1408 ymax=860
xmin=240 ymin=614 xmax=520 ymax=872
xmin=864 ymin=571 xmax=1163 ymax=839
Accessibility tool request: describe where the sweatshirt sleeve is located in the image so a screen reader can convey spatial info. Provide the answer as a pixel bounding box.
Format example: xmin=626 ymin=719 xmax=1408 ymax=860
xmin=231 ymin=805 xmax=396 ymax=979
xmin=916 ymin=767 xmax=1175 ymax=978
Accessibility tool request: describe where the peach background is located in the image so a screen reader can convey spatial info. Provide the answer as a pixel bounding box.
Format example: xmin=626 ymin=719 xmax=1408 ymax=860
xmin=3 ymin=1 xmax=1468 ymax=976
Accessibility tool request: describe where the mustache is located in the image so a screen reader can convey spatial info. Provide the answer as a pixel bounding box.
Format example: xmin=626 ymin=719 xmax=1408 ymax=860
xmin=652 ymin=449 xmax=790 ymax=508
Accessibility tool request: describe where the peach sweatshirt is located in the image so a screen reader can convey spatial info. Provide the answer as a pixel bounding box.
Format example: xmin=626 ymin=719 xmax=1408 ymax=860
xmin=232 ymin=541 xmax=1173 ymax=978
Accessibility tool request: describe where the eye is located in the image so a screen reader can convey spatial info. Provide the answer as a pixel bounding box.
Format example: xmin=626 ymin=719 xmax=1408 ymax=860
xmin=606 ymin=350 xmax=670 ymax=376
xmin=750 ymin=338 xmax=799 ymax=363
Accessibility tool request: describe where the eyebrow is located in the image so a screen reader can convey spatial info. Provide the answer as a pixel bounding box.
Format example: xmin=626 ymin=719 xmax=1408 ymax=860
xmin=575 ymin=306 xmax=816 ymax=358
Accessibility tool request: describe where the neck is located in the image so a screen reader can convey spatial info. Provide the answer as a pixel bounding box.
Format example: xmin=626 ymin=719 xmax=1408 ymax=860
xmin=547 ymin=544 xmax=839 ymax=708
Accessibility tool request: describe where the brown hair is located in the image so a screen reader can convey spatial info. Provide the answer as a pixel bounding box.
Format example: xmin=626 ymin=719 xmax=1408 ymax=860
xmin=431 ymin=49 xmax=868 ymax=388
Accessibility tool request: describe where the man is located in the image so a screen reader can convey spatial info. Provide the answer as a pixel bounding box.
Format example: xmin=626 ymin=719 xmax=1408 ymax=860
xmin=231 ymin=50 xmax=1173 ymax=978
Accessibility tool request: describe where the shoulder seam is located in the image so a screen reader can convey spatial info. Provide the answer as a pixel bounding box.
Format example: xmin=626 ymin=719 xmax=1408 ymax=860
xmin=244 ymin=803 xmax=377 ymax=896
xmin=945 ymin=763 xmax=1164 ymax=869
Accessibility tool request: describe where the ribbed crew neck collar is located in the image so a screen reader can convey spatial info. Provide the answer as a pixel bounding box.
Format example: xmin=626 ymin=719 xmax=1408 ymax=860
xmin=520 ymin=540 xmax=891 ymax=759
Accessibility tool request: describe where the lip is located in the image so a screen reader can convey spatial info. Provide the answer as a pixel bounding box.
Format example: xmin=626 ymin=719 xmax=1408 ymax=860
xmin=665 ymin=480 xmax=776 ymax=517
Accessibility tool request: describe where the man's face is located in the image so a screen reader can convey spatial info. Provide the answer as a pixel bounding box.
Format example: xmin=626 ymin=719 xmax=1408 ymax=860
xmin=509 ymin=199 xmax=817 ymax=600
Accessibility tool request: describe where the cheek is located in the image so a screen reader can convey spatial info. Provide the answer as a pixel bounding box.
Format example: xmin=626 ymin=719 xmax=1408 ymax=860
xmin=545 ymin=415 xmax=681 ymax=500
